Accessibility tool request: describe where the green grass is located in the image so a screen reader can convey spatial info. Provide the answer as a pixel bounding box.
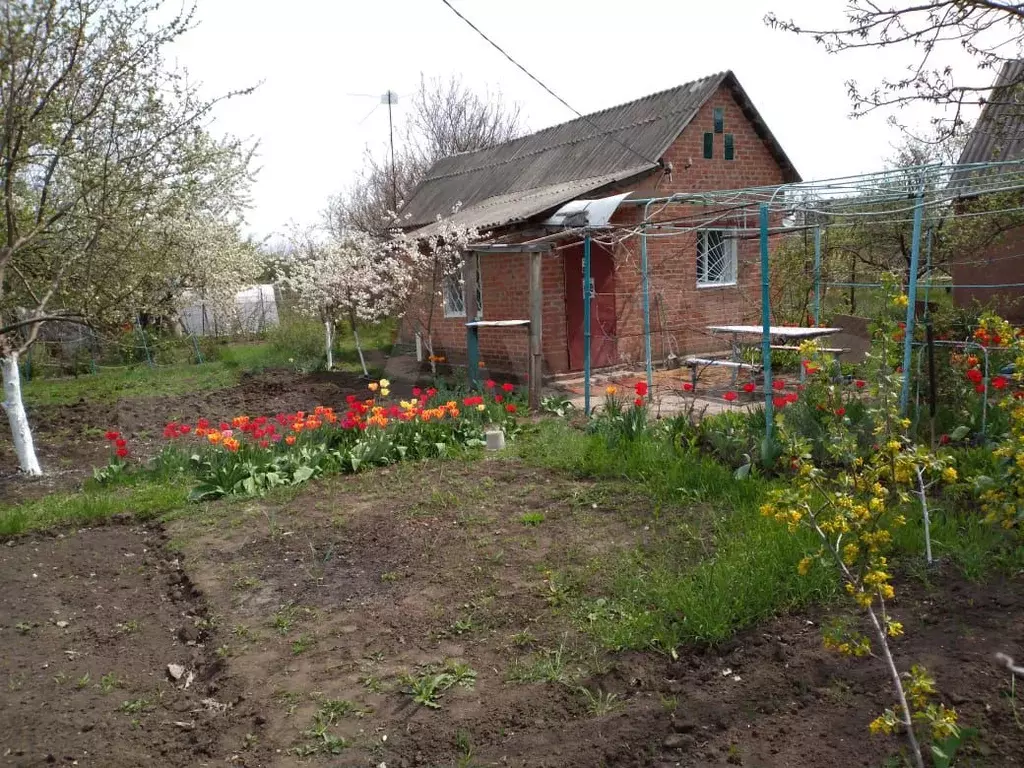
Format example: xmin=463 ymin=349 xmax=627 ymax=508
xmin=519 ymin=421 xmax=1022 ymax=651
xmin=518 ymin=421 xmax=836 ymax=649
xmin=23 ymin=362 xmax=239 ymax=407
xmin=0 ymin=481 xmax=187 ymax=536
xmin=213 ymin=316 xmax=394 ymax=375
xmin=21 ymin=318 xmax=395 ymax=407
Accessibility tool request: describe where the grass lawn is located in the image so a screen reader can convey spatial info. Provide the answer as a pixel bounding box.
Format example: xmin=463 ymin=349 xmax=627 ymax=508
xmin=21 ymin=319 xmax=395 ymax=408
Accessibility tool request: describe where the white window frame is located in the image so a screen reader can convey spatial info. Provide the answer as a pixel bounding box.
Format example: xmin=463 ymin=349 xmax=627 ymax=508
xmin=696 ymin=229 xmax=738 ymax=288
xmin=442 ymin=254 xmax=483 ymax=319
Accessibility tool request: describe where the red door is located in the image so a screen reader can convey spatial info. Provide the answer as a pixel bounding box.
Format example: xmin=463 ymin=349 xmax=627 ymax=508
xmin=564 ymin=241 xmax=617 ymax=371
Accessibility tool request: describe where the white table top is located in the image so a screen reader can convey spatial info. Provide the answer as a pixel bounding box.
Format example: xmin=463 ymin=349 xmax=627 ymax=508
xmin=706 ymin=325 xmax=843 ymax=339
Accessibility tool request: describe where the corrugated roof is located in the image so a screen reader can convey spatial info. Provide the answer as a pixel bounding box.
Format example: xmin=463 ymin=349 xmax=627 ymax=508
xmin=401 ymin=70 xmax=799 ymax=233
xmin=409 ymin=169 xmax=648 ymax=238
xmin=958 ymin=60 xmax=1024 ymax=167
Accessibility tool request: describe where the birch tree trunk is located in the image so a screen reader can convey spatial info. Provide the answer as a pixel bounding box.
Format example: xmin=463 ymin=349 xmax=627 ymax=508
xmin=1 ymin=354 xmax=42 ymax=476
xmin=324 ymin=320 xmax=334 ymax=370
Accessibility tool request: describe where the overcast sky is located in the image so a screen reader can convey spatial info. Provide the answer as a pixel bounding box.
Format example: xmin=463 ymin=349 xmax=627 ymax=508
xmin=167 ymin=0 xmax=988 ymax=240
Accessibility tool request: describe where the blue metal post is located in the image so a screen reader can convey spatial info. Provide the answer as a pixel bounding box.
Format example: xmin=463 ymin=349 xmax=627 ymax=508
xmin=899 ymin=185 xmax=926 ymax=414
xmin=641 ymin=201 xmax=654 ymax=399
xmin=812 ymin=226 xmax=822 ymax=326
xmin=583 ymin=233 xmax=592 ymax=416
xmin=922 ymin=227 xmax=933 ymax=310
xmin=760 ymin=203 xmax=774 ymax=438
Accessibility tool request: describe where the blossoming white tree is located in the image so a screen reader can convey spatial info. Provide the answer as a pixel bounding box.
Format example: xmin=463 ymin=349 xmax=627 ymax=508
xmin=282 ymin=228 xmax=414 ymax=376
xmin=0 ymin=0 xmax=256 ymax=474
xmin=403 ymin=211 xmax=479 ymax=374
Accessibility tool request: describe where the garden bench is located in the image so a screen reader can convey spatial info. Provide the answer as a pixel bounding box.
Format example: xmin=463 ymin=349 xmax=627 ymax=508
xmin=769 ymin=344 xmax=848 ymax=354
xmin=683 ymin=357 xmax=762 ymax=388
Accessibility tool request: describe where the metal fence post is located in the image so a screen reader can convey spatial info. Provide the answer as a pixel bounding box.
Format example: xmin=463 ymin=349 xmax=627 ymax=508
xmin=583 ymin=232 xmax=592 ymax=416
xmin=812 ymin=225 xmax=822 ymax=325
xmin=760 ymin=203 xmax=774 ymax=439
xmin=899 ymin=182 xmax=926 ymax=414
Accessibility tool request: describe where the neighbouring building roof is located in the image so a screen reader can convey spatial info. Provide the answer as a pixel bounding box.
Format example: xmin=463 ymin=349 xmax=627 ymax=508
xmin=958 ymin=60 xmax=1024 ymax=167
xmin=402 ymin=70 xmax=799 ymax=236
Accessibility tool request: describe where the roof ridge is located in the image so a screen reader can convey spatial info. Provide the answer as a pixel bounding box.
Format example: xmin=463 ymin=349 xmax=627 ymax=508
xmin=430 ymin=71 xmax=730 ymax=168
xmin=420 ymin=107 xmax=698 ymax=184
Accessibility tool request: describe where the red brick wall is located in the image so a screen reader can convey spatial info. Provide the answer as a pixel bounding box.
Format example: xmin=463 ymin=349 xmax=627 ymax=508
xmin=398 ymin=251 xmax=569 ymax=376
xmin=400 ymin=83 xmax=792 ymax=375
xmin=952 ymin=224 xmax=1024 ymax=322
xmin=608 ymin=84 xmax=790 ymax=365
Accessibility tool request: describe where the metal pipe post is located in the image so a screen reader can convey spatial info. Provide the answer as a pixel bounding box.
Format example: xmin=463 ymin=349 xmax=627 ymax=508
xmin=463 ymin=253 xmax=480 ymax=388
xmin=641 ymin=201 xmax=654 ymax=399
xmin=922 ymin=227 xmax=934 ymax=310
xmin=583 ymin=233 xmax=592 ymax=416
xmin=812 ymin=226 xmax=822 ymax=325
xmin=759 ymin=203 xmax=774 ymax=438
xmin=899 ymin=185 xmax=926 ymax=414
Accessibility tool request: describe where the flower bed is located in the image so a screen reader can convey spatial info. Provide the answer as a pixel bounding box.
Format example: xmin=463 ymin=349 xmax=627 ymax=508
xmin=97 ymin=380 xmax=523 ymax=500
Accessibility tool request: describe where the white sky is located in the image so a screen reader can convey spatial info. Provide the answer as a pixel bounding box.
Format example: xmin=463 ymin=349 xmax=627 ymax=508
xmin=167 ymin=0 xmax=990 ymax=239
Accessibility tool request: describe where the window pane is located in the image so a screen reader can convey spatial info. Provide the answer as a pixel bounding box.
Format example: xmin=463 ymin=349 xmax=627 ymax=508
xmin=703 ymin=132 xmax=714 ymax=159
xmin=707 ymin=231 xmax=725 ymax=281
xmin=713 ymin=107 xmax=724 ymax=133
xmin=696 ymin=233 xmax=705 ymax=282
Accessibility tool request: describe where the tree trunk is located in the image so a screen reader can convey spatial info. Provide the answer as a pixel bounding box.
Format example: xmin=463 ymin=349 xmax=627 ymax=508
xmin=324 ymin=320 xmax=334 ymax=370
xmin=349 ymin=309 xmax=369 ymax=378
xmin=1 ymin=353 xmax=42 ymax=476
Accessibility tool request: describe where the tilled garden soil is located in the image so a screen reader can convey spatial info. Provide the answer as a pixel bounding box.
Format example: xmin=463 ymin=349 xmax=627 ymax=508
xmin=0 ymin=525 xmax=268 ymax=766
xmin=169 ymin=460 xmax=1023 ymax=768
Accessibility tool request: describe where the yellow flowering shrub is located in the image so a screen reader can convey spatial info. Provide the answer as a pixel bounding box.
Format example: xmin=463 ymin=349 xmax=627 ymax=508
xmin=761 ymin=277 xmax=960 ymax=767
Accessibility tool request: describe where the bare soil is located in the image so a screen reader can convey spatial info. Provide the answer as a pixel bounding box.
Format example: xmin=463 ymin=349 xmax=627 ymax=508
xmin=0 ymin=525 xmax=267 ymax=767
xmin=0 ymin=370 xmax=1022 ymax=767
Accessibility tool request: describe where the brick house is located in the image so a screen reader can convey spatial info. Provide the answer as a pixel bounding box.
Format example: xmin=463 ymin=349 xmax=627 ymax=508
xmin=399 ymin=70 xmax=800 ymax=376
xmin=952 ymin=60 xmax=1024 ymax=321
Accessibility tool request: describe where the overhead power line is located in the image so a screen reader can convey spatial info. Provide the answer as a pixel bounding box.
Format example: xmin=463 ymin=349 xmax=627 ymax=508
xmin=438 ymin=0 xmax=661 ymax=167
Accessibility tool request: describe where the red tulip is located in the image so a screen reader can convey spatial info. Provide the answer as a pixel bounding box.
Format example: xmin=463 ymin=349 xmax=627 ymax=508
xmin=835 ymin=407 xmax=846 ymax=417
xmin=723 ymin=391 xmax=738 ymax=402
xmin=772 ymin=380 xmax=785 ymax=391
xmin=975 ymin=383 xmax=986 ymax=394
xmin=502 ymin=382 xmax=515 ymax=393
xmin=104 ymin=430 xmax=120 ymax=441
xmin=742 ymin=382 xmax=756 ymax=394
xmin=854 ymin=380 xmax=866 ymax=389
xmin=505 ymin=404 xmax=517 ymax=414
xmin=115 ymin=447 xmax=129 ymax=459
xmin=772 ymin=396 xmax=787 ymax=409
xmin=494 ymin=394 xmax=504 ymax=404
xmin=992 ymin=375 xmax=1008 ymax=390
xmin=635 ymin=381 xmax=649 ymax=397
xmin=485 ymin=379 xmax=496 ymax=389
xmin=682 ymin=382 xmax=694 ymax=392
xmin=634 ymin=397 xmax=644 ymax=407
